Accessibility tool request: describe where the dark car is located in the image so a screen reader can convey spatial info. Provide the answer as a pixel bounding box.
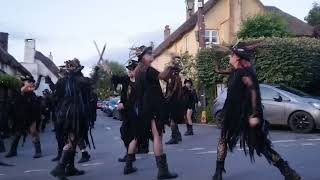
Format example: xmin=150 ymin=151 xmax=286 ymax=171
xmin=102 ymin=97 xmax=120 ymax=118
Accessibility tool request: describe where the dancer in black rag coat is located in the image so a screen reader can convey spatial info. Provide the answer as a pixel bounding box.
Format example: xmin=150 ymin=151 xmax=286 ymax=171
xmin=111 ymin=59 xmax=139 ymax=164
xmin=212 ymin=42 xmax=301 ymax=180
xmin=45 ymin=69 xmax=68 ymax=162
xmin=165 ymin=54 xmax=184 ymax=145
xmin=50 ymin=58 xmax=93 ymax=180
xmin=5 ymin=76 xmax=42 ymax=159
xmin=134 ymin=45 xmax=178 ymax=179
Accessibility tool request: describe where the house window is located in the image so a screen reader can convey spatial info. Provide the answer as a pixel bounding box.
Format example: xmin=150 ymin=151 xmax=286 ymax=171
xmin=205 ymin=30 xmax=219 ymax=45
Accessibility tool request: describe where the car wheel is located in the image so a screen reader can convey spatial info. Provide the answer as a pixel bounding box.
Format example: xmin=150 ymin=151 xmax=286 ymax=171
xmin=215 ymin=111 xmax=224 ymax=129
xmin=288 ymin=111 xmax=315 ymax=133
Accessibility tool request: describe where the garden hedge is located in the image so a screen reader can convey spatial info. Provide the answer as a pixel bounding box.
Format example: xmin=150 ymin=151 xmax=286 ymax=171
xmin=196 ymin=37 xmax=320 ymax=95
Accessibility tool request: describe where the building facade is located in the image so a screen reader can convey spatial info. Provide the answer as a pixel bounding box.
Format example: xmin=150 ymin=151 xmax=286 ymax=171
xmin=21 ymin=39 xmax=60 ymax=95
xmin=153 ymin=0 xmax=313 ymax=71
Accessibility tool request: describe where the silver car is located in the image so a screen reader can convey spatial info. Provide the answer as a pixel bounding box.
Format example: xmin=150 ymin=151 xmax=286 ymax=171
xmin=212 ymin=84 xmax=320 ymax=133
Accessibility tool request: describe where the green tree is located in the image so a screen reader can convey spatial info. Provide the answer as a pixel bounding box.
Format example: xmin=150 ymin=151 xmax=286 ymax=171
xmin=93 ymin=61 xmax=126 ymax=99
xmin=305 ymin=2 xmax=320 ymax=26
xmin=237 ymin=13 xmax=290 ymax=39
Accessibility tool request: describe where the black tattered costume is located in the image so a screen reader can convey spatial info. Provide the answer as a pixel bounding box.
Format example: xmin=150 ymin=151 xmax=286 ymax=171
xmin=50 ymin=59 xmax=97 ymax=180
xmin=213 ymin=42 xmax=301 ymax=180
xmin=111 ymin=60 xmax=139 ymax=163
xmin=5 ymin=76 xmax=42 ymax=159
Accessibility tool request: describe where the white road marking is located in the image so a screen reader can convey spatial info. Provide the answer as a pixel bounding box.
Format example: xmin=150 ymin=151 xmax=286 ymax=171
xmin=105 ymin=127 xmax=111 ymax=130
xmin=24 ymin=169 xmax=48 ymax=173
xmin=113 ymin=137 xmax=120 ymax=140
xmin=272 ymin=140 xmax=297 ymax=143
xmin=0 ymin=174 xmax=5 ymax=176
xmin=187 ymin=147 xmax=205 ymax=151
xmin=81 ymin=162 xmax=104 ymax=167
xmin=306 ymin=138 xmax=320 ymax=141
xmin=301 ymin=143 xmax=316 ymax=146
xmin=196 ymin=151 xmax=217 ymax=155
xmin=194 ymin=123 xmax=217 ymax=127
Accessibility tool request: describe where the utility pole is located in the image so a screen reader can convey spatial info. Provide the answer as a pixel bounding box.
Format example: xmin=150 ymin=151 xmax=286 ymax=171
xmin=197 ymin=0 xmax=205 ymax=49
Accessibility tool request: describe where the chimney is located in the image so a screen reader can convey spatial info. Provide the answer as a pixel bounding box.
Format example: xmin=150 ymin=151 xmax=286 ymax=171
xmin=0 ymin=32 xmax=9 ymax=52
xmin=164 ymin=25 xmax=171 ymax=40
xmin=24 ymin=39 xmax=36 ymax=63
xmin=49 ymin=52 xmax=53 ymax=61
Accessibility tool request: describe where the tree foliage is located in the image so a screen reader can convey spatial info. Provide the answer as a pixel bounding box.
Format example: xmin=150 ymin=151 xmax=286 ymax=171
xmin=93 ymin=61 xmax=126 ymax=99
xmin=237 ymin=13 xmax=291 ymax=39
xmin=305 ymin=2 xmax=320 ymax=26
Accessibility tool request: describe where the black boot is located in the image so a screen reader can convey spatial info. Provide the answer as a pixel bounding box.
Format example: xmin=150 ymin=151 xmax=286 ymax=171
xmin=65 ymin=151 xmax=85 ymax=176
xmin=123 ymin=154 xmax=137 ymax=175
xmin=156 ymin=154 xmax=178 ymax=179
xmin=52 ymin=150 xmax=62 ymax=162
xmin=275 ymin=159 xmax=301 ymax=180
xmin=78 ymin=151 xmax=90 ymax=163
xmin=184 ymin=124 xmax=194 ymax=136
xmin=119 ymin=154 xmax=136 ymax=163
xmin=177 ymin=128 xmax=182 ymax=142
xmin=0 ymin=139 xmax=5 ymax=153
xmin=118 ymin=154 xmax=127 ymax=162
xmin=212 ymin=161 xmax=226 ymax=180
xmin=166 ymin=124 xmax=179 ymax=145
xmin=5 ymin=136 xmax=20 ymax=158
xmin=50 ymin=150 xmax=72 ymax=180
xmin=33 ymin=141 xmax=42 ymax=159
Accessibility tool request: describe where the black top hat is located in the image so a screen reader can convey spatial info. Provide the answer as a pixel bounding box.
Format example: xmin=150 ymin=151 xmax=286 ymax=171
xmin=21 ymin=76 xmax=35 ymax=83
xmin=126 ymin=59 xmax=138 ymax=70
xmin=136 ymin=46 xmax=153 ymax=62
xmin=231 ymin=41 xmax=254 ymax=62
xmin=184 ymin=78 xmax=193 ymax=85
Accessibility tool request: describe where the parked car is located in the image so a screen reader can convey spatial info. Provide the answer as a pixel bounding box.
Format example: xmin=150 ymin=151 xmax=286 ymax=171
xmin=102 ymin=97 xmax=120 ymax=118
xmin=96 ymin=101 xmax=104 ymax=110
xmin=212 ymin=84 xmax=320 ymax=133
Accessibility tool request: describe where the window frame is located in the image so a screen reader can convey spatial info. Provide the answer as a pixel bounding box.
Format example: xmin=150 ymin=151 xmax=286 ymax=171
xmin=205 ymin=29 xmax=220 ymax=45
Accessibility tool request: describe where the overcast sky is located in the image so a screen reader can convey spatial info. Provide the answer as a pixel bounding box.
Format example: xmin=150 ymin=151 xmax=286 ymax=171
xmin=1 ymin=0 xmax=318 ymax=75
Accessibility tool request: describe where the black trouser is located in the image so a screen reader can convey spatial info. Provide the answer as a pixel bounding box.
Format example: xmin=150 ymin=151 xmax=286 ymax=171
xmin=54 ymin=121 xmax=65 ymax=154
xmin=216 ymin=134 xmax=281 ymax=164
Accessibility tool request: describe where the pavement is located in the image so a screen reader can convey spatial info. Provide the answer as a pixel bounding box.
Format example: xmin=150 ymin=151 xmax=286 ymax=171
xmin=1 ymin=111 xmax=320 ymax=180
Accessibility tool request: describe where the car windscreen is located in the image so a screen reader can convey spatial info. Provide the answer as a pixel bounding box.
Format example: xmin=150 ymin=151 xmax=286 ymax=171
xmin=276 ymin=86 xmax=310 ymax=97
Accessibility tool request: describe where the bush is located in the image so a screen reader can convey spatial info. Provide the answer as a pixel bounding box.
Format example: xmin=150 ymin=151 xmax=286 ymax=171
xmin=252 ymin=38 xmax=320 ymax=94
xmin=0 ymin=74 xmax=20 ymax=90
xmin=195 ymin=37 xmax=320 ymax=96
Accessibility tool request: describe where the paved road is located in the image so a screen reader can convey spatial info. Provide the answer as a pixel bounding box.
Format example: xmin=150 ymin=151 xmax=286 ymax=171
xmin=1 ymin=111 xmax=320 ymax=180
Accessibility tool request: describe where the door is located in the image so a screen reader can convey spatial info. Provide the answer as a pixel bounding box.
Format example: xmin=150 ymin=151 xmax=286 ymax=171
xmin=260 ymin=87 xmax=286 ymax=125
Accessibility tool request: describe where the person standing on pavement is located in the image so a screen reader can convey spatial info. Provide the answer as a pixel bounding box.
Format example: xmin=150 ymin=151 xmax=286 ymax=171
xmin=165 ymin=54 xmax=184 ymax=145
xmin=134 ymin=45 xmax=178 ymax=179
xmin=111 ymin=59 xmax=139 ymax=166
xmin=182 ymin=79 xmax=195 ymax=136
xmin=5 ymin=76 xmax=42 ymax=159
xmin=212 ymin=42 xmax=301 ymax=180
